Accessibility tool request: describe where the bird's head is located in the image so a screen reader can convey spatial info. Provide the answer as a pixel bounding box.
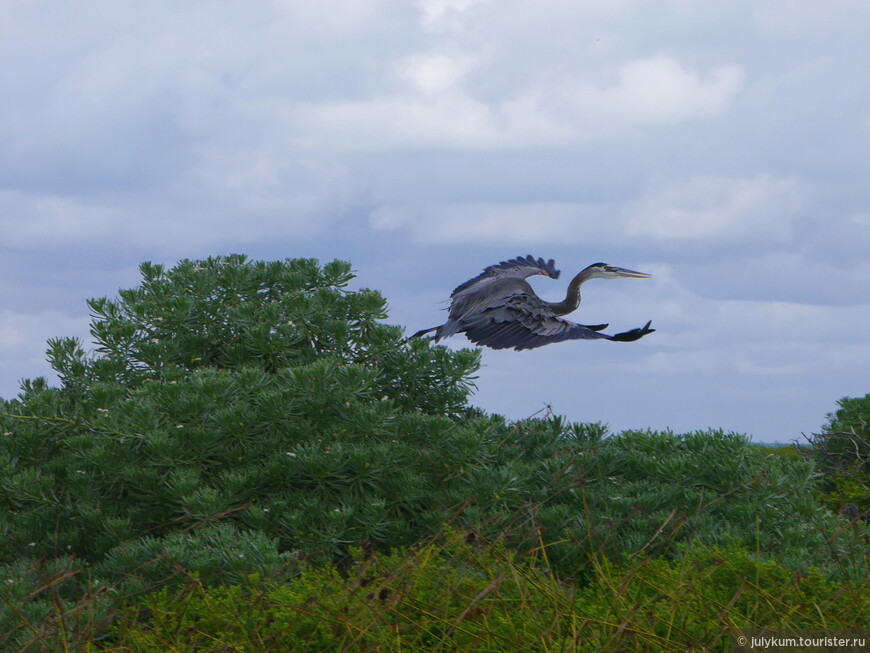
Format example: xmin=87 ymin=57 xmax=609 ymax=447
xmin=584 ymin=263 xmax=651 ymax=280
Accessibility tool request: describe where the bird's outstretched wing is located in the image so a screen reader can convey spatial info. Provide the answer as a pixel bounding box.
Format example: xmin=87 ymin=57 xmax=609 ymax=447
xmin=451 ymin=255 xmax=560 ymax=298
xmin=461 ymin=292 xmax=654 ymax=351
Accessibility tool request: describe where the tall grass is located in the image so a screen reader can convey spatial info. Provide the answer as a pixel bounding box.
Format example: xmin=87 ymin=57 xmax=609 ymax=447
xmin=5 ymin=495 xmax=867 ymax=652
xmin=82 ymin=529 xmax=868 ymax=652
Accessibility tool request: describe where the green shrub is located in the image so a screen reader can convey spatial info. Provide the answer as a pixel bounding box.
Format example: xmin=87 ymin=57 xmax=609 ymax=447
xmin=98 ymin=533 xmax=870 ymax=652
xmin=515 ymin=428 xmax=867 ymax=581
xmin=0 ymin=556 xmax=113 ymax=653
xmin=810 ymin=394 xmax=870 ymax=518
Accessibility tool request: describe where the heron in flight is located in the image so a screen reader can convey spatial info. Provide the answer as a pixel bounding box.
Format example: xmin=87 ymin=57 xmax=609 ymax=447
xmin=412 ymin=255 xmax=655 ymax=351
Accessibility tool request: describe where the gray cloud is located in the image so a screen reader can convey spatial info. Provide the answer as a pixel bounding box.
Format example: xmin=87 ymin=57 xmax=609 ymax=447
xmin=1 ymin=0 xmax=868 ymax=441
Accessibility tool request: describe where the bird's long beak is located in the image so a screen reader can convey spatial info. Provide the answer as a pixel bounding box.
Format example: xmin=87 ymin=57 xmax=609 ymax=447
xmin=609 ymin=266 xmax=651 ymax=279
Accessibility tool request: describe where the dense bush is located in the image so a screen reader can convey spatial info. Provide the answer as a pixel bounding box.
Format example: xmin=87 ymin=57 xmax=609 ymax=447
xmin=99 ymin=533 xmax=870 ymax=652
xmin=1 ymin=257 xmax=478 ymax=561
xmin=810 ymin=394 xmax=870 ymax=519
xmin=1 ymin=255 xmax=866 ymax=649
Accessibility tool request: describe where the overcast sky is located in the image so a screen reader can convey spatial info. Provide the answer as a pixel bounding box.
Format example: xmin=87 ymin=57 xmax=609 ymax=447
xmin=2 ymin=1 xmax=869 ymax=442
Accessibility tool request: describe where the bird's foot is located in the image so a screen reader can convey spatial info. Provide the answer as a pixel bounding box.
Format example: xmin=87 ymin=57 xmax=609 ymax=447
xmin=609 ymin=320 xmax=655 ymax=342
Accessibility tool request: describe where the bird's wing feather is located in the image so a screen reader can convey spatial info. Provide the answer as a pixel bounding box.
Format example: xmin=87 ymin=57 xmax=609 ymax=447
xmin=450 ymin=255 xmax=560 ymax=298
xmin=461 ymin=292 xmax=608 ymax=351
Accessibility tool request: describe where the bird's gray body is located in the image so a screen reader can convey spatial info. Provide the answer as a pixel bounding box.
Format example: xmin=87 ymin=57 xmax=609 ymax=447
xmin=413 ymin=254 xmax=654 ymax=351
xmin=441 ymin=277 xmax=532 ymax=336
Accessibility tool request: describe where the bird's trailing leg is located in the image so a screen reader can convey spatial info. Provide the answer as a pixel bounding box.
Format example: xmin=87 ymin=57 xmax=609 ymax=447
xmin=579 ymin=323 xmax=608 ymax=332
xmin=411 ymin=325 xmax=439 ymax=339
xmin=607 ymin=320 xmax=655 ymax=342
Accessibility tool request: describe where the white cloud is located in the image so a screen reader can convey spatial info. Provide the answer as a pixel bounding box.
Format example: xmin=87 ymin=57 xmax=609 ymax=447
xmin=417 ymin=0 xmax=492 ymax=27
xmin=592 ymin=56 xmax=744 ymax=123
xmin=584 ymin=261 xmax=870 ymax=379
xmin=292 ymin=94 xmax=500 ymax=149
xmin=0 ymin=191 xmax=115 ymax=246
xmin=501 ymin=55 xmax=744 ymax=140
xmin=751 ymin=1 xmax=864 ymax=36
xmin=626 ymin=175 xmax=801 ymax=241
xmin=291 ymin=55 xmax=743 ymax=150
xmin=397 ymin=53 xmax=477 ymax=95
xmin=632 ymin=339 xmax=869 ymax=378
xmin=369 ymin=201 xmax=626 ymax=243
xmin=0 ymin=166 xmax=350 ymax=255
xmin=369 ymin=173 xmax=798 ymax=246
xmin=675 ymin=251 xmax=870 ymax=307
xmin=642 ymin=272 xmax=852 ymax=345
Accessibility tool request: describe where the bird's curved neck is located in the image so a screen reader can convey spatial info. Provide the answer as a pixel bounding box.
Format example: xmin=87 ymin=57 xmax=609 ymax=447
xmin=546 ymin=267 xmax=595 ymax=316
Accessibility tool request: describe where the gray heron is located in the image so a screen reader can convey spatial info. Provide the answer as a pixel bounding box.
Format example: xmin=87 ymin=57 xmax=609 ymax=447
xmin=412 ymin=255 xmax=654 ymax=351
